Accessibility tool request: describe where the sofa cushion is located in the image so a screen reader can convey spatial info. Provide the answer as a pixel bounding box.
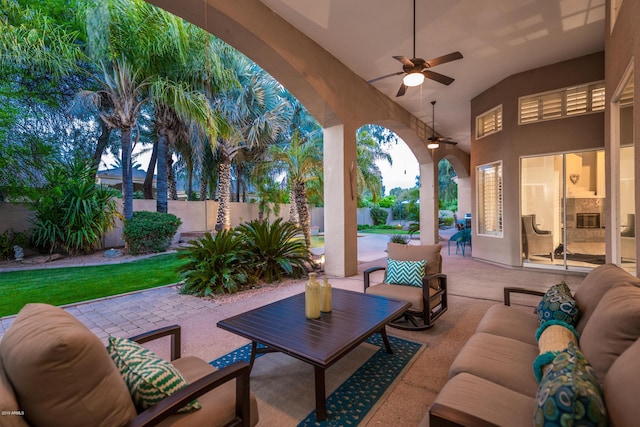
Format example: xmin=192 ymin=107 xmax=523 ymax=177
xmin=448 ymin=332 xmax=540 ymax=397
xmin=0 ymin=355 xmax=29 ymax=427
xmin=154 ymin=356 xmax=260 ymax=427
xmin=429 ymin=372 xmax=535 ymax=427
xmin=579 ymin=282 xmax=640 ymax=386
xmin=534 ymin=342 xmax=606 ymax=427
xmin=604 ymin=338 xmax=640 ymax=427
xmin=537 ymin=282 xmax=581 ymax=328
xmin=108 ymin=336 xmax=200 ymax=413
xmin=573 ymin=263 xmax=640 ymax=334
xmin=0 ymin=303 xmax=137 ymax=427
xmin=384 ymin=258 xmax=425 ymax=287
xmin=475 ymin=304 xmax=539 ymax=346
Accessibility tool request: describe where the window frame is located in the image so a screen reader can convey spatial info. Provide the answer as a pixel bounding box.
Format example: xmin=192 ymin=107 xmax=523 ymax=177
xmin=518 ymin=81 xmax=605 ymax=125
xmin=476 ymin=161 xmax=503 ymax=237
xmin=475 ymin=105 xmax=503 ymax=139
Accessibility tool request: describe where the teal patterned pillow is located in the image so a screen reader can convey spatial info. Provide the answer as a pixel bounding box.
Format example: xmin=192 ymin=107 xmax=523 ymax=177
xmin=534 ymin=341 xmax=607 ymax=427
xmin=108 ymin=337 xmax=201 ymax=413
xmin=384 ymin=258 xmax=426 ymax=287
xmin=537 ymin=282 xmax=581 ymax=328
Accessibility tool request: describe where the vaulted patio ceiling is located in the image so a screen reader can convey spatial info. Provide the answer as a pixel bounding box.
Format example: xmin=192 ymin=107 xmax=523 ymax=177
xmin=151 ymin=1 xmax=605 ymax=153
xmin=260 ymin=0 xmax=606 ymax=152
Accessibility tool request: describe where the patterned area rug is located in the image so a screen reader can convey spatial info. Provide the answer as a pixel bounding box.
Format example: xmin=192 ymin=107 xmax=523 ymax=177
xmin=211 ymin=334 xmax=423 ymax=426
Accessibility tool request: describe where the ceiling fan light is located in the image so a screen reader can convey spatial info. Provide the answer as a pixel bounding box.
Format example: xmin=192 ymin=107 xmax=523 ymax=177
xmin=403 ymin=72 xmax=425 ymax=87
xmin=427 ymin=142 xmax=440 ymax=149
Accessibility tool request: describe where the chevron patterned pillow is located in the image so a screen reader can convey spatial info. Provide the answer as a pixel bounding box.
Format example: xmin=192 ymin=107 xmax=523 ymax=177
xmin=107 ymin=337 xmax=201 ymax=413
xmin=384 ymin=258 xmax=426 ymax=287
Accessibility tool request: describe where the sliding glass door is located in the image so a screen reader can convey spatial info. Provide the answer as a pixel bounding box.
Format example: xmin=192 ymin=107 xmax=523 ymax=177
xmin=521 ymin=150 xmax=606 ymax=270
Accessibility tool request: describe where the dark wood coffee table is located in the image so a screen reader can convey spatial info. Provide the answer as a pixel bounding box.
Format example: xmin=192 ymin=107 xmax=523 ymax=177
xmin=217 ymin=288 xmax=410 ymax=421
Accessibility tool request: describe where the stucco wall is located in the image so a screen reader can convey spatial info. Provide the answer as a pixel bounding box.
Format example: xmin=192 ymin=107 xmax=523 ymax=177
xmin=471 ymin=52 xmax=605 ymax=267
xmin=0 ymin=200 xmax=293 ymax=248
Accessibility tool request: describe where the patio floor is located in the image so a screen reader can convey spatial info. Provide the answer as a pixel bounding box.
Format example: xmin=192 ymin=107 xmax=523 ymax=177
xmin=0 ymin=232 xmax=590 ymax=425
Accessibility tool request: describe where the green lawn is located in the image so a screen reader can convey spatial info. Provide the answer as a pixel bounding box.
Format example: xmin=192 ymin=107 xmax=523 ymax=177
xmin=0 ymin=253 xmax=186 ymax=318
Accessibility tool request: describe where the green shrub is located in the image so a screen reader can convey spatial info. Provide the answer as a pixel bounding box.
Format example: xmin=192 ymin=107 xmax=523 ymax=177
xmin=176 ymin=230 xmax=254 ymax=296
xmin=30 ymin=160 xmax=121 ymax=254
xmin=236 ymin=218 xmax=314 ymax=283
xmin=443 ymin=217 xmax=455 ymax=226
xmin=0 ymin=229 xmax=31 ymax=260
xmin=123 ymin=211 xmax=182 ymax=255
xmin=369 ymin=207 xmax=388 ymax=226
xmin=390 ymin=234 xmax=409 ymax=244
xmin=357 ymin=224 xmax=371 ymax=230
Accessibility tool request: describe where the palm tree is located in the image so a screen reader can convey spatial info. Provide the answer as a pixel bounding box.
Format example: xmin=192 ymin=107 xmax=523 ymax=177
xmin=355 ymin=128 xmax=392 ymax=207
xmin=268 ymin=131 xmax=323 ymax=250
xmin=212 ymin=54 xmax=289 ymax=230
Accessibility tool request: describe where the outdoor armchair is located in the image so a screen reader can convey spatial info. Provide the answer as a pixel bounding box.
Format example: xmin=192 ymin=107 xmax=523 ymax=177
xmin=0 ymin=303 xmax=258 ymax=427
xmin=363 ymin=243 xmax=447 ymax=330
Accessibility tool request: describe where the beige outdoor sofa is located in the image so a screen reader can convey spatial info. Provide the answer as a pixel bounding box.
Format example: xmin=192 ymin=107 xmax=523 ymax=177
xmin=0 ymin=303 xmax=258 ymax=427
xmin=424 ymin=263 xmax=640 ymax=427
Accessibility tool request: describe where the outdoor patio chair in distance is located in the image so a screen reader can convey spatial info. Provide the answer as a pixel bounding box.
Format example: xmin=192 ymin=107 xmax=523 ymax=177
xmin=363 ymin=243 xmax=447 ymax=330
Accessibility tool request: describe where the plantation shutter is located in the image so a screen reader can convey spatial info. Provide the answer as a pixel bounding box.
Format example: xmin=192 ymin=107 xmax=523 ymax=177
xmin=477 ymin=162 xmax=503 ymax=236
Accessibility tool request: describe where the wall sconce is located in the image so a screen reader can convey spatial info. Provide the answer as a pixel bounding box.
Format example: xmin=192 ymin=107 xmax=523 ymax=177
xmin=319 ymin=254 xmax=325 ymax=272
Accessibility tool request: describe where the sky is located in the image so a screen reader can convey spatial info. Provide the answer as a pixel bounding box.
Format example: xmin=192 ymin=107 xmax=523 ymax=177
xmin=376 ymin=138 xmax=420 ymax=194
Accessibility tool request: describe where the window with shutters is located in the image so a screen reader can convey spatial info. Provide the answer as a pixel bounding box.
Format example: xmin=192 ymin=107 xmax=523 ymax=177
xmin=477 ymin=161 xmax=503 ymax=237
xmin=518 ymin=81 xmax=605 ymax=124
xmin=476 ymin=105 xmax=502 ymax=139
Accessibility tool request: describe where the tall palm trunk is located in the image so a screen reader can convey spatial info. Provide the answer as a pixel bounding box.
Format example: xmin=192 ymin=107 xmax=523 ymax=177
xmin=199 ymin=175 xmax=208 ymax=201
xmin=121 ymin=127 xmax=134 ymax=220
xmin=167 ymin=153 xmax=177 ymax=200
xmin=215 ymin=158 xmax=232 ymax=230
xmin=91 ymin=121 xmax=111 ymax=179
xmin=156 ymin=131 xmax=168 ymax=212
xmin=294 ymin=180 xmax=311 ymax=250
xmin=143 ymin=140 xmax=158 ymax=199
xmin=289 ymin=186 xmax=299 ymax=225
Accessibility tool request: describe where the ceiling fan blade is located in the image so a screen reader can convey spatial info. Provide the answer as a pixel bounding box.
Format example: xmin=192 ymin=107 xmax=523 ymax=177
xmin=441 ymin=140 xmax=458 ymax=145
xmin=422 ymin=69 xmax=455 ymax=86
xmin=393 ymin=56 xmax=415 ymax=67
xmin=396 ymin=83 xmax=407 ymax=97
xmin=425 ymin=51 xmax=463 ymax=68
xmin=367 ymin=71 xmax=404 ymax=84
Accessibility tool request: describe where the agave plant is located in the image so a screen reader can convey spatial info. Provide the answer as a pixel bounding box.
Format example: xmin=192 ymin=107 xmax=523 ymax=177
xmin=236 ymin=218 xmax=315 ymax=283
xmin=176 ymin=230 xmax=254 ymax=296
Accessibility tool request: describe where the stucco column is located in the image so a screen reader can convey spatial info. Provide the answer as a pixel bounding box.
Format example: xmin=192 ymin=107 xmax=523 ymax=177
xmin=323 ymin=124 xmax=358 ymax=277
xmin=419 ymin=161 xmax=439 ymax=244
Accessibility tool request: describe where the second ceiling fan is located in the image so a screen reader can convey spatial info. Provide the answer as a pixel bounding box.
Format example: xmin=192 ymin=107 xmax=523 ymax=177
xmin=427 ymin=101 xmax=458 ymax=149
xmin=368 ymin=0 xmax=463 ymax=97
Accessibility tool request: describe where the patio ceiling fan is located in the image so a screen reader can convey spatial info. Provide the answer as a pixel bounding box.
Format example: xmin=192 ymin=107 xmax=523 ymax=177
xmin=367 ymin=0 xmax=463 ymax=97
xmin=427 ymin=101 xmax=458 ymax=149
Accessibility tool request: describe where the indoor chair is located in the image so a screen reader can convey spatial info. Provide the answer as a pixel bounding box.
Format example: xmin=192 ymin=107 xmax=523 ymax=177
xmin=0 ymin=303 xmax=258 ymax=427
xmin=522 ymin=214 xmax=554 ymax=261
xmin=363 ymin=243 xmax=447 ymax=330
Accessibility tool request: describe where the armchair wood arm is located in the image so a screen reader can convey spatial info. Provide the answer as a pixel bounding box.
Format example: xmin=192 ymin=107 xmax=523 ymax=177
xmin=128 ymin=361 xmax=252 ymax=427
xmin=503 ymin=287 xmax=545 ymax=306
xmin=363 ymin=266 xmax=386 ymax=289
xmin=129 ymin=324 xmax=181 ymax=361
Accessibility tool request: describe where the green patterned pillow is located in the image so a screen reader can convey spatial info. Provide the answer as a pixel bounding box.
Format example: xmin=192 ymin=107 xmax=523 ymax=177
xmin=107 ymin=336 xmax=201 ymax=413
xmin=384 ymin=258 xmax=426 ymax=287
xmin=534 ymin=341 xmax=607 ymax=427
xmin=537 ymin=282 xmax=581 ymax=328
